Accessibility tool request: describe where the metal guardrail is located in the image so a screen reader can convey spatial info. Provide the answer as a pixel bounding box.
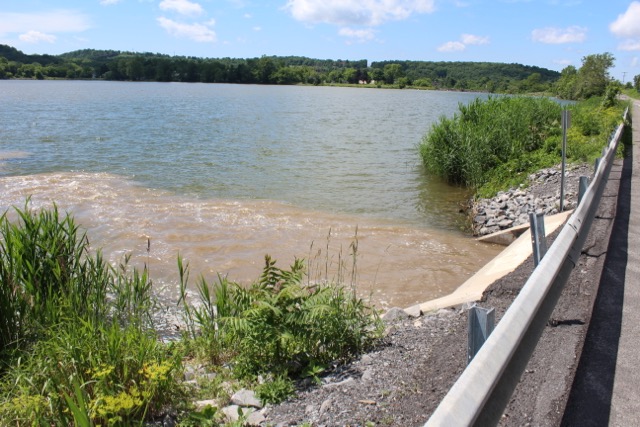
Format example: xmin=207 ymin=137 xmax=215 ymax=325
xmin=425 ymin=108 xmax=629 ymax=427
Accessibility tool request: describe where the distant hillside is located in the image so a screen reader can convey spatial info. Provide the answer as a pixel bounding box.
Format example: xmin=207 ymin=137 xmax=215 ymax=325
xmin=0 ymin=44 xmax=559 ymax=93
xmin=0 ymin=44 xmax=60 ymax=66
xmin=370 ymin=60 xmax=559 ymax=92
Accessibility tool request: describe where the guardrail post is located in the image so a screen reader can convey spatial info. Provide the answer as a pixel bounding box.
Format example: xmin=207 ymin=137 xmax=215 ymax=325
xmin=468 ymin=305 xmax=495 ymax=364
xmin=529 ymin=212 xmax=547 ymax=267
xmin=578 ymin=176 xmax=589 ymax=205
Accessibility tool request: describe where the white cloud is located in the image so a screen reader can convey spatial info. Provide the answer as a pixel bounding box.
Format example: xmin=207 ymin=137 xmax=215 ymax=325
xmin=437 ymin=41 xmax=466 ymax=52
xmin=253 ymin=26 xmax=262 ymax=31
xmin=285 ymin=0 xmax=436 ymax=27
xmin=437 ymin=33 xmax=488 ymax=52
xmin=610 ymin=1 xmax=640 ymax=38
xmin=338 ymin=27 xmax=375 ymax=43
xmin=610 ymin=2 xmax=640 ymax=54
xmin=157 ymin=16 xmax=216 ymax=42
xmin=159 ymin=0 xmax=204 ymax=16
xmin=618 ymin=39 xmax=640 ymax=51
xmin=0 ymin=10 xmax=91 ymax=35
xmin=461 ymin=33 xmax=489 ymax=45
xmin=531 ymin=26 xmax=587 ymax=44
xmin=631 ymin=57 xmax=639 ymax=68
xmin=99 ymin=0 xmax=123 ymax=5
xmin=19 ymin=30 xmax=56 ymax=43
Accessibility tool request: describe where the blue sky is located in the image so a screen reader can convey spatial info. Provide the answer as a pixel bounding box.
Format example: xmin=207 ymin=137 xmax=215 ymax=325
xmin=2 ymin=0 xmax=640 ymax=81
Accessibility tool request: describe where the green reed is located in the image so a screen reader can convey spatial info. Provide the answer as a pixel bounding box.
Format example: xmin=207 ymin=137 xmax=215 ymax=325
xmin=420 ymin=96 xmax=629 ymax=198
xmin=0 ymin=202 xmax=184 ymax=426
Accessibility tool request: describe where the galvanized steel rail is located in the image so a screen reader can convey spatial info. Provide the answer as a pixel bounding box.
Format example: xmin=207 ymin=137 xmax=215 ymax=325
xmin=425 ymin=108 xmax=629 ymax=427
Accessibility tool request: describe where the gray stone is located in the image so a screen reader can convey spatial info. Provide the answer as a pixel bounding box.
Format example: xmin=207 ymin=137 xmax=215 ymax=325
xmin=361 ymin=368 xmax=375 ymax=382
xmin=246 ymin=410 xmax=266 ymax=426
xmin=474 ymin=215 xmax=487 ymax=223
xmin=222 ymin=405 xmax=243 ymax=423
xmin=360 ymin=354 xmax=373 ymax=364
xmin=231 ymin=389 xmax=263 ymax=408
xmin=323 ymin=377 xmax=354 ymax=389
xmin=320 ymin=398 xmax=332 ymax=414
xmin=498 ymin=219 xmax=514 ymax=228
xmin=437 ymin=308 xmax=455 ymax=317
xmin=382 ymin=307 xmax=410 ymax=322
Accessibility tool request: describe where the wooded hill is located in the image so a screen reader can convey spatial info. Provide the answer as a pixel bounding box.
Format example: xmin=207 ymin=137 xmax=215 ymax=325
xmin=0 ymin=44 xmax=559 ymax=93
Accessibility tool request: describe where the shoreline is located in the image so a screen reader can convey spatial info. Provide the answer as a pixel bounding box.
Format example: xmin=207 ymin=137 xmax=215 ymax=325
xmin=263 ymin=158 xmax=619 ymax=426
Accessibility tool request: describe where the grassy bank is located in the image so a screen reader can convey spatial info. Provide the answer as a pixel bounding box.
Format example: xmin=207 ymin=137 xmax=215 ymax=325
xmin=0 ymin=203 xmax=381 ymax=426
xmin=419 ymin=95 xmax=629 ymax=199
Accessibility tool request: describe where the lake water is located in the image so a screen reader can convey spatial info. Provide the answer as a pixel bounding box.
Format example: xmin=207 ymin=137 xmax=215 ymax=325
xmin=0 ymin=80 xmax=501 ymax=308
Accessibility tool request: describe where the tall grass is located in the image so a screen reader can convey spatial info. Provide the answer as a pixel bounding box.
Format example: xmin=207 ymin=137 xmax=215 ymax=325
xmin=0 ymin=201 xmax=109 ymax=357
xmin=420 ymin=96 xmax=629 ymax=197
xmin=0 ymin=202 xmax=184 ymax=425
xmin=420 ymin=96 xmax=562 ymax=189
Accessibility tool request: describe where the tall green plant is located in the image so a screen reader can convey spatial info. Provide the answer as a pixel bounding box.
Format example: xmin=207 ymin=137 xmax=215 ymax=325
xmin=420 ymin=96 xmax=562 ymax=189
xmin=0 ymin=202 xmax=111 ymax=358
xmin=0 ymin=202 xmax=184 ymax=426
xmin=179 ymin=254 xmax=382 ymax=384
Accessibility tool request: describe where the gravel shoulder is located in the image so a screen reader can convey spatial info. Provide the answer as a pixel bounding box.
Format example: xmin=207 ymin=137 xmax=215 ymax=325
xmin=262 ymin=160 xmax=621 ymax=427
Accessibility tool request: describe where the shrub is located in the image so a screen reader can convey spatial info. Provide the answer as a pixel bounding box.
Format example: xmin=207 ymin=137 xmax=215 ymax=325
xmin=420 ymin=96 xmax=563 ymax=189
xmin=179 ymin=255 xmax=382 ymax=381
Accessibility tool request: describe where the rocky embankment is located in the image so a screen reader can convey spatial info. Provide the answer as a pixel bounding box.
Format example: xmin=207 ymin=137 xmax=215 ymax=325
xmin=471 ymin=163 xmax=593 ymax=236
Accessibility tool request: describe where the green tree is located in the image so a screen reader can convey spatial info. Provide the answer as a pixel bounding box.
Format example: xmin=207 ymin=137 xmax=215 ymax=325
xmin=520 ymin=73 xmax=543 ymax=92
xmin=254 ymin=56 xmax=276 ymax=84
xmin=326 ymin=69 xmax=343 ymax=83
xmin=554 ymin=65 xmax=578 ymax=99
xmin=0 ymin=57 xmax=8 ymax=79
xmin=397 ymin=76 xmax=410 ymax=89
xmin=370 ymin=68 xmax=384 ymax=83
xmin=271 ymin=66 xmax=300 ymax=84
xmin=125 ymin=57 xmax=144 ymax=81
xmin=383 ymin=63 xmax=403 ymax=84
xmin=602 ymin=82 xmax=621 ymax=108
xmin=575 ymin=53 xmax=615 ymax=99
xmin=634 ymin=74 xmax=640 ymax=93
xmin=343 ymin=67 xmax=358 ymax=84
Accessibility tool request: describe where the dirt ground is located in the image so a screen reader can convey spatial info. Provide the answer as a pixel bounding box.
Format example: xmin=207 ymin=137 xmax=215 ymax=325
xmin=261 ymin=159 xmax=621 ymax=427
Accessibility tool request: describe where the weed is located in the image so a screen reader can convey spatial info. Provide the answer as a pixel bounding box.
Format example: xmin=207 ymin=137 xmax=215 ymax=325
xmin=255 ymin=374 xmax=295 ymax=404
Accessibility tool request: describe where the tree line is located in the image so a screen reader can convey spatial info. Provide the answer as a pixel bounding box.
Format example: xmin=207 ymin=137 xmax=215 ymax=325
xmin=1 ymin=44 xmax=560 ymax=93
xmin=2 ymin=45 xmax=636 ymax=98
